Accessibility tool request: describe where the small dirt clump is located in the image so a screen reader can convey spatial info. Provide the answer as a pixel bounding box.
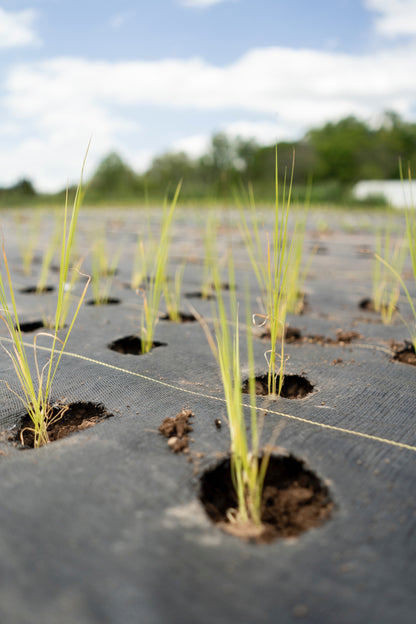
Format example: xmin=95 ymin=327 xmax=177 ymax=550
xmin=392 ymin=341 xmax=416 ymax=366
xmin=159 ymin=408 xmax=195 ymax=453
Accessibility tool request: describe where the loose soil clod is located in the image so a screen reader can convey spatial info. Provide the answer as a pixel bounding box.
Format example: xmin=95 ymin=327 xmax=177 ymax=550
xmin=392 ymin=341 xmax=416 ymax=366
xmin=12 ymin=401 xmax=113 ymax=448
xmin=159 ymin=408 xmax=195 ymax=453
xmin=200 ymin=453 xmax=334 ymax=543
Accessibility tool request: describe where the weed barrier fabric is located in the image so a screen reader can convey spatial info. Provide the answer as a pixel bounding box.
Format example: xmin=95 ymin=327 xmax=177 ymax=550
xmin=0 ymin=208 xmax=415 ymax=623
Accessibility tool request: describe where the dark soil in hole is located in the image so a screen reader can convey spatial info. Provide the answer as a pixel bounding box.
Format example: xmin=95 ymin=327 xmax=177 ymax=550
xmin=359 ymin=297 xmax=376 ymax=311
xmin=13 ymin=401 xmax=113 ymax=448
xmin=242 ymin=374 xmax=314 ymax=399
xmin=158 ymin=408 xmax=194 ymax=453
xmin=355 ymin=246 xmax=372 ymax=257
xmin=17 ymin=320 xmax=44 ymax=332
xmin=259 ymin=325 xmax=303 ymax=342
xmin=359 ymin=298 xmax=398 ymax=315
xmin=392 ymin=341 xmax=416 ymax=366
xmin=285 ymin=326 xmax=302 ymax=342
xmin=262 ymin=327 xmax=360 ymax=346
xmin=200 ymin=453 xmax=334 ymax=543
xmin=184 ymin=291 xmax=216 ymax=301
xmin=160 ymin=311 xmax=197 ymax=323
xmin=19 ymin=285 xmax=55 ymax=294
xmin=310 ymin=243 xmax=328 ymax=255
xmin=108 ymin=335 xmax=167 ymax=355
xmin=86 ymin=297 xmax=121 ymax=306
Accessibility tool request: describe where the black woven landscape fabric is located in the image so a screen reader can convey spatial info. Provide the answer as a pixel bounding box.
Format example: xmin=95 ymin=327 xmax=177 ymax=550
xmin=0 ymin=208 xmax=414 ymax=624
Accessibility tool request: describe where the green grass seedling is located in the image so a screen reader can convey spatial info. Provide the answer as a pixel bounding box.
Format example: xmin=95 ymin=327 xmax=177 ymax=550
xmin=0 ymin=151 xmax=90 ymax=447
xmin=15 ymin=210 xmax=44 ymax=276
xmin=130 ymin=199 xmax=158 ymax=290
xmin=200 ymin=211 xmax=218 ymax=299
xmin=163 ymin=261 xmax=186 ymax=322
xmin=238 ymin=149 xmax=295 ymax=396
xmin=375 ymin=162 xmax=416 ymax=352
xmin=198 ymin=259 xmax=271 ymax=527
xmin=376 ymin=164 xmax=416 ymax=349
xmin=372 ymin=226 xmax=406 ymax=324
xmin=36 ymin=216 xmax=61 ymax=294
xmin=285 ymin=200 xmax=314 ymax=315
xmin=90 ymin=230 xmax=122 ymax=304
xmin=131 ymin=235 xmax=155 ymax=291
xmin=139 ymin=181 xmax=182 ymax=353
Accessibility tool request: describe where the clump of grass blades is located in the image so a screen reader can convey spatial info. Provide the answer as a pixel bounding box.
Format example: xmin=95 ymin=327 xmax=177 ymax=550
xmin=198 ymin=257 xmax=272 ymax=528
xmin=372 ymin=223 xmax=406 ymax=325
xmin=163 ymin=261 xmax=186 ymax=322
xmin=375 ymin=164 xmax=416 ymax=349
xmin=285 ymin=201 xmax=314 ymax=315
xmin=200 ymin=211 xmax=218 ymax=299
xmin=139 ymin=181 xmax=182 ymax=353
xmin=90 ymin=229 xmax=121 ymax=304
xmin=36 ymin=216 xmax=61 ymax=294
xmin=0 ymin=150 xmax=90 ymax=447
xmin=15 ymin=210 xmax=44 ymax=276
xmin=238 ymin=149 xmax=296 ymax=396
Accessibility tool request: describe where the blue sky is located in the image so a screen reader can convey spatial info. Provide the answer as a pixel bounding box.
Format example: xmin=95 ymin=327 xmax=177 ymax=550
xmin=0 ymin=0 xmax=415 ymax=191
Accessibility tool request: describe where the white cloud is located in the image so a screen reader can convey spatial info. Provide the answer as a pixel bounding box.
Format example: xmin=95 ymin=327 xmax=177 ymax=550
xmin=222 ymin=120 xmax=296 ymax=144
xmin=171 ymin=134 xmax=210 ymax=158
xmin=0 ymin=7 xmax=40 ymax=48
xmin=366 ymin=0 xmax=416 ymax=37
xmin=179 ymin=0 xmax=237 ymax=8
xmin=1 ymin=41 xmax=416 ymax=189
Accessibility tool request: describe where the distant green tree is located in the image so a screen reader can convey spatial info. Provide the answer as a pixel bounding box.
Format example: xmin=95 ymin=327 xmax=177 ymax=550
xmin=11 ymin=178 xmax=36 ymax=195
xmin=88 ymin=152 xmax=143 ymax=198
xmin=146 ymin=151 xmax=195 ymax=194
xmin=306 ymin=116 xmax=375 ymax=182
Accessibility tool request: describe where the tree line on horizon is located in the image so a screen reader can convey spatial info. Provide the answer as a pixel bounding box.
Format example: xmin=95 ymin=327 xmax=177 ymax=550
xmin=1 ymin=111 xmax=415 ymax=206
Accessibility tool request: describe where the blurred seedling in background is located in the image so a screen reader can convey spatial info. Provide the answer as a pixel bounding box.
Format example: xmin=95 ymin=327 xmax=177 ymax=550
xmin=285 ymin=188 xmax=314 ymax=315
xmin=200 ymin=210 xmax=219 ymax=299
xmin=0 ymin=150 xmax=90 ymax=447
xmin=131 ymin=202 xmax=157 ymax=290
xmin=36 ymin=216 xmax=61 ymax=294
xmin=372 ymin=222 xmax=407 ymax=324
xmin=138 ymin=181 xmax=182 ymax=353
xmin=90 ymin=227 xmax=122 ymax=304
xmin=15 ymin=210 xmax=44 ymax=276
xmin=163 ymin=261 xmax=187 ymax=322
xmin=376 ymin=163 xmax=416 ymax=351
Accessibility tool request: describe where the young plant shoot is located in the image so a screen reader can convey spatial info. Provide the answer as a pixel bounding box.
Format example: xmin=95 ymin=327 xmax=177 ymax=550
xmin=199 ymin=257 xmax=271 ymax=529
xmin=372 ymin=225 xmax=406 ymax=324
xmin=90 ymin=229 xmax=122 ymax=304
xmin=376 ymin=164 xmax=416 ymax=349
xmin=163 ymin=261 xmax=186 ymax=322
xmin=139 ymin=181 xmax=182 ymax=352
xmin=0 ymin=151 xmax=90 ymax=447
xmin=238 ymin=149 xmax=296 ymax=395
xmin=36 ymin=216 xmax=61 ymax=294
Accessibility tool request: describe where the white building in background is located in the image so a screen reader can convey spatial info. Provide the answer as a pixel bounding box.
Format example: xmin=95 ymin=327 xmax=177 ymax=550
xmin=353 ymin=180 xmax=416 ymax=208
